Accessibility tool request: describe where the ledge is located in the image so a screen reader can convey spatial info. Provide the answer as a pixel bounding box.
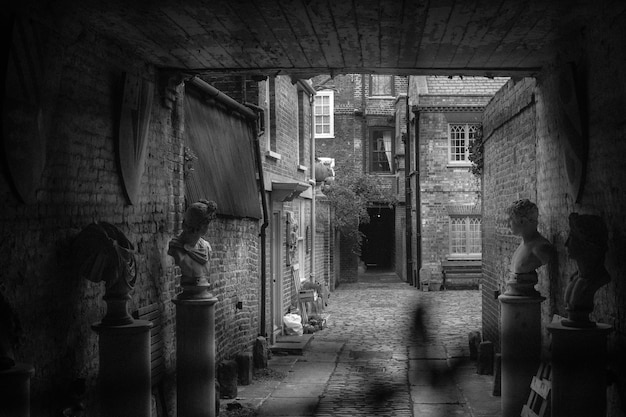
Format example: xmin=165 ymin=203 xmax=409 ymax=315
xmin=265 ymin=150 xmax=282 ymax=161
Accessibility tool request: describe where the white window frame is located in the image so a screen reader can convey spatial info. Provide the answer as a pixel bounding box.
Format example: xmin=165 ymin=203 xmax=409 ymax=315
xmin=448 ymin=123 xmax=479 ymax=166
xmin=314 ymin=90 xmax=334 ymax=138
xmin=448 ymin=216 xmax=482 ymax=258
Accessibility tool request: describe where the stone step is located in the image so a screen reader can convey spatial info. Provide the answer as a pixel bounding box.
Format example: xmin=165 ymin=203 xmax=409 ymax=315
xmin=270 ymin=334 xmax=314 ymax=355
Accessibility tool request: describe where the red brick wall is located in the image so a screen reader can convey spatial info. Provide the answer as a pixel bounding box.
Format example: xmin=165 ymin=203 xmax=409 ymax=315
xmin=0 ymin=25 xmax=264 ymax=416
xmin=481 ymin=78 xmax=538 ymax=347
xmin=0 ymin=24 xmax=181 ymax=414
xmin=481 ymin=11 xmax=626 ymax=414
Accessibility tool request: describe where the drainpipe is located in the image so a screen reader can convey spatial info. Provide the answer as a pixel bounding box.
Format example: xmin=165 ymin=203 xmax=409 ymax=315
xmin=414 ymin=107 xmax=422 ymax=286
xmin=308 ymin=92 xmax=316 ymax=284
xmin=404 ymin=94 xmax=413 ymax=285
xmin=244 ymin=101 xmax=269 ymax=338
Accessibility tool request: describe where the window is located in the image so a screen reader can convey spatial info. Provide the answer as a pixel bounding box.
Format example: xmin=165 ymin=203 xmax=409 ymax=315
xmin=370 ymin=129 xmax=393 ymax=173
xmin=314 ymin=90 xmax=334 ymax=138
xmin=370 ymin=75 xmax=394 ymax=96
xmin=449 ymin=123 xmax=479 ymax=165
xmin=449 ymin=216 xmax=482 ymax=257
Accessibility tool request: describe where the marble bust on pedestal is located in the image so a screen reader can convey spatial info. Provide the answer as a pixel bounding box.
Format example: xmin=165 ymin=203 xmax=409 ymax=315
xmin=168 ymin=199 xmax=217 ymax=298
xmin=563 ymin=213 xmax=610 ymax=327
xmin=505 ymin=199 xmax=555 ymax=296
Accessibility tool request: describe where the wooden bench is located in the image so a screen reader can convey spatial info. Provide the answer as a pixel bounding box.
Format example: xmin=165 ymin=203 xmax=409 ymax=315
xmin=441 ymin=260 xmax=482 ymax=290
xmin=133 ymin=303 xmax=166 ymax=416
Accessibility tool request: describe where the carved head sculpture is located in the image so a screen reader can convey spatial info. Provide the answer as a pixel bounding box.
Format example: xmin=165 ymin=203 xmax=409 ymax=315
xmin=182 ymin=199 xmax=217 ymax=234
xmin=73 ymin=222 xmax=136 ymax=325
xmin=506 ymin=199 xmax=538 ymax=233
xmin=567 ymin=213 xmax=608 ymax=263
xmin=564 ymin=213 xmax=610 ymax=326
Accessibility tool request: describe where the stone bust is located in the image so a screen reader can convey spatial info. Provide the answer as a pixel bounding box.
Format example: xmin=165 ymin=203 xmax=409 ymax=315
xmin=73 ymin=222 xmax=137 ymax=325
xmin=505 ymin=199 xmax=555 ymax=295
xmin=563 ymin=213 xmax=610 ymax=327
xmin=168 ymin=200 xmax=217 ymax=291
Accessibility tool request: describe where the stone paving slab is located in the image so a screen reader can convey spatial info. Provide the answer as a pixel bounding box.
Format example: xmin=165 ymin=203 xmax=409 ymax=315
xmin=411 ymin=383 xmax=463 ymax=404
xmin=257 ymin=396 xmax=319 ymax=416
xmin=413 ymin=403 xmax=472 ymax=416
xmin=271 ymin=382 xmax=327 ymax=398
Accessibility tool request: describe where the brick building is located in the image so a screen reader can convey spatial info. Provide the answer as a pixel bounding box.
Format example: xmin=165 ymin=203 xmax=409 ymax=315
xmin=313 ymin=74 xmax=408 ymax=281
xmin=0 ymin=17 xmax=331 ymax=414
xmin=408 ymin=76 xmax=509 ymax=289
xmin=3 ymin=2 xmax=626 ymax=417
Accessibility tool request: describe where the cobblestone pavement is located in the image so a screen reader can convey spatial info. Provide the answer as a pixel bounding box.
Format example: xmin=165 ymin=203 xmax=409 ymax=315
xmin=313 ymin=272 xmax=481 ymax=417
xmin=248 ymin=270 xmax=499 ymax=417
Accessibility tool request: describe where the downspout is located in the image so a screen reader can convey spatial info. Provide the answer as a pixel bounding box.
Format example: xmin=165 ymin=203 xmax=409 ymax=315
xmin=244 ymin=101 xmax=269 ymax=338
xmin=414 ymin=107 xmax=422 ymax=286
xmin=295 ymin=80 xmax=317 ymax=284
xmin=308 ymin=92 xmax=316 ymax=283
xmin=404 ymin=94 xmax=413 ymax=285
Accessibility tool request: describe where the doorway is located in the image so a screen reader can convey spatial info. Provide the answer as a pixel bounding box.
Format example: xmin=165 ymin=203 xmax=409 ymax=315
xmin=360 ymin=206 xmax=395 ymax=271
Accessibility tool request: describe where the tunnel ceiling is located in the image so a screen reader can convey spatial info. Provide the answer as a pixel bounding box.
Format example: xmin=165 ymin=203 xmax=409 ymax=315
xmin=17 ymin=0 xmax=615 ymax=79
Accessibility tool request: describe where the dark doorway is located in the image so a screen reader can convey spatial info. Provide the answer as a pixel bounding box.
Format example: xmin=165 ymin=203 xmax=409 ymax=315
xmin=360 ymin=206 xmax=394 ymax=270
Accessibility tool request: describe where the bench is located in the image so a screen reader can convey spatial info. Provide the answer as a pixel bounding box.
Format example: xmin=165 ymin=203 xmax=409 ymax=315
xmin=441 ymin=260 xmax=482 ymax=290
xmin=133 ymin=303 xmax=166 ymax=416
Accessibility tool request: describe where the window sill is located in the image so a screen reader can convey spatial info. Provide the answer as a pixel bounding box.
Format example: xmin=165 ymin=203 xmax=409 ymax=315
xmin=447 ymin=163 xmax=472 ymax=169
xmin=446 ymin=255 xmax=482 ymax=261
xmin=297 ymin=165 xmax=308 ymax=172
xmin=315 ymin=135 xmax=335 ymax=139
xmin=265 ymin=150 xmax=282 ymax=161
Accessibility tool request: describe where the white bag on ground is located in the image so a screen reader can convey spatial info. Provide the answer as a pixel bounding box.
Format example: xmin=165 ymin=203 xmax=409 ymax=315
xmin=283 ymin=313 xmax=303 ymax=336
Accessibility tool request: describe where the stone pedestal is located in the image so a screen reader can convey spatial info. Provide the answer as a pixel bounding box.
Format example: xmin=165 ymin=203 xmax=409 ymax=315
xmin=499 ymin=294 xmax=545 ymax=417
xmin=173 ymin=288 xmax=218 ymax=417
xmin=547 ymin=321 xmax=612 ymax=417
xmin=0 ymin=363 xmax=35 ymax=417
xmin=92 ymin=320 xmax=152 ymax=417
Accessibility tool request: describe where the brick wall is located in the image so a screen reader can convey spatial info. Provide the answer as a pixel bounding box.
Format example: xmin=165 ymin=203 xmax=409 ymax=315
xmin=416 ymin=108 xmax=484 ymax=279
xmin=481 ymin=78 xmax=538 ymax=346
xmin=481 ymin=10 xmax=626 ymax=414
xmin=0 ymin=23 xmax=183 ymax=415
xmin=0 ymin=24 xmax=268 ymax=416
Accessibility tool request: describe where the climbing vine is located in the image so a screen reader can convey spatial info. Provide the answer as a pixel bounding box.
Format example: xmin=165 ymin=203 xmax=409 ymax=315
xmin=468 ymin=125 xmax=484 ymax=178
xmin=322 ymin=166 xmax=397 ymax=253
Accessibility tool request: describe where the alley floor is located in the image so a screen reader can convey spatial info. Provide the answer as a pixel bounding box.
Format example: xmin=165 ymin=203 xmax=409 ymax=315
xmin=224 ymin=270 xmax=501 ymax=417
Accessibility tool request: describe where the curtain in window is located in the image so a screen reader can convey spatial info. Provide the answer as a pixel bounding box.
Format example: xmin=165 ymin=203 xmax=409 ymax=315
xmin=382 ymin=130 xmax=392 ymax=168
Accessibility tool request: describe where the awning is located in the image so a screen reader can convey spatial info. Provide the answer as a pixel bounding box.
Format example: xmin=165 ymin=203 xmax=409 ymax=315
xmin=272 ymin=182 xmax=309 ymax=202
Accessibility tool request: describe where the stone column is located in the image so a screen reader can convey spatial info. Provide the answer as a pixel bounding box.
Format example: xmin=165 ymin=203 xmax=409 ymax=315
xmin=547 ymin=321 xmax=612 ymax=417
xmin=499 ymin=293 xmax=545 ymax=417
xmin=173 ymin=285 xmax=218 ymax=417
xmin=0 ymin=363 xmax=35 ymax=417
xmin=92 ymin=320 xmax=152 ymax=417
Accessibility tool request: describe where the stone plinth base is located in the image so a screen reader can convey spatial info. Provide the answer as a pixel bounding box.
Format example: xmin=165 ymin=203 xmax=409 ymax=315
xmin=0 ymin=363 xmax=34 ymax=417
xmin=547 ymin=321 xmax=612 ymax=417
xmin=173 ymin=294 xmax=218 ymax=417
xmin=499 ymin=294 xmax=545 ymax=417
xmin=92 ymin=320 xmax=152 ymax=417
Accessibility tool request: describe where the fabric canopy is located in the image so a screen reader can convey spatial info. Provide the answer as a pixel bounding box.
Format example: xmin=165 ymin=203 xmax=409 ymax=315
xmin=184 ymin=86 xmax=262 ymax=219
